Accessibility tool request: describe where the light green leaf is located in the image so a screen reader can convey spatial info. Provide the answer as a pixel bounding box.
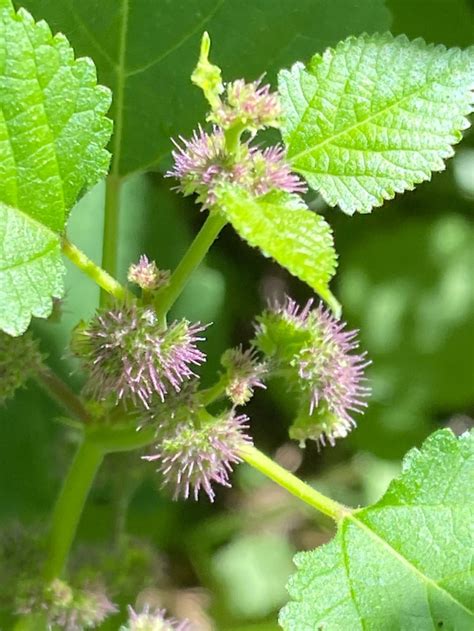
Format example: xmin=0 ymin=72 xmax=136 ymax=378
xmin=280 ymin=429 xmax=474 ymax=630
xmin=279 ymin=34 xmax=474 ymax=214
xmin=0 ymin=203 xmax=63 ymax=336
xmin=0 ymin=1 xmax=112 ymax=335
xmin=17 ymin=0 xmax=391 ymax=176
xmin=216 ymin=186 xmax=338 ymax=310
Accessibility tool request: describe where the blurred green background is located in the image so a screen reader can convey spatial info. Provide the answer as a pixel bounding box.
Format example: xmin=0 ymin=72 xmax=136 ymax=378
xmin=1 ymin=0 xmax=473 ymax=628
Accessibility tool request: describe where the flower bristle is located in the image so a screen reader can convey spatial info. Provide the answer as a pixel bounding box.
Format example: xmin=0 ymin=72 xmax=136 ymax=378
xmin=0 ymin=331 xmax=44 ymax=405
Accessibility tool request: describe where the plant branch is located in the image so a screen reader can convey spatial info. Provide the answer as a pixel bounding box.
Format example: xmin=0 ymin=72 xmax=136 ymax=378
xmin=240 ymin=445 xmax=350 ymax=522
xmin=44 ymin=437 xmax=104 ymax=581
xmin=62 ymin=237 xmax=133 ymax=303
xmin=154 ymin=211 xmax=227 ymax=320
xmin=100 ymin=174 xmax=123 ymax=306
xmin=34 ymin=364 xmax=91 ymax=424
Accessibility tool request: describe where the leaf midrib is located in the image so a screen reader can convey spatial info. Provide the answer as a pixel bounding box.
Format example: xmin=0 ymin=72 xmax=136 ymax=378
xmin=347 ymin=513 xmax=474 ymax=619
xmin=287 ymin=68 xmax=453 ymax=167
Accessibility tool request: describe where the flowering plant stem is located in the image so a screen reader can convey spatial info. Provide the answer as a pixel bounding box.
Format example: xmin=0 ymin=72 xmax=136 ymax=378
xmin=100 ymin=174 xmax=122 ymax=306
xmin=154 ymin=211 xmax=227 ymax=320
xmin=44 ymin=437 xmax=104 ymax=581
xmin=62 ymin=237 xmax=132 ymax=303
xmin=239 ymin=445 xmax=350 ymax=522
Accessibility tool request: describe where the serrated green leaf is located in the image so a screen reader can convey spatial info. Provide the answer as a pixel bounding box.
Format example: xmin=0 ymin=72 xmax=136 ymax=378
xmin=17 ymin=0 xmax=391 ymax=176
xmin=0 ymin=2 xmax=112 ymax=335
xmin=279 ymin=33 xmax=474 ymax=214
xmin=216 ymin=186 xmax=338 ymax=310
xmin=280 ymin=429 xmax=474 ymax=630
xmin=0 ymin=203 xmax=63 ymax=336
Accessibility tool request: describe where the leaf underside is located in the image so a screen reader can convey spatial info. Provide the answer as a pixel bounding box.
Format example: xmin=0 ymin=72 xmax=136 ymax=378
xmin=279 ymin=33 xmax=474 ymax=214
xmin=280 ymin=428 xmax=474 ymax=630
xmin=0 ymin=1 xmax=112 ymax=335
xmin=216 ymin=186 xmax=338 ymax=309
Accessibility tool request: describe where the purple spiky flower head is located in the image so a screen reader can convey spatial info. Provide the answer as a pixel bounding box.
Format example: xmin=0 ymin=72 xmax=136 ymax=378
xmin=144 ymin=410 xmax=252 ymax=502
xmin=166 ymin=126 xmax=250 ymax=209
xmin=72 ymin=304 xmax=207 ymax=409
xmin=127 ymin=255 xmax=170 ymax=292
xmin=221 ymin=345 xmax=267 ymax=405
xmin=167 ymin=127 xmax=306 ymax=209
xmin=211 ymin=78 xmax=281 ymax=132
xmin=121 ymin=605 xmax=191 ymax=631
xmin=254 ymin=297 xmax=371 ymax=447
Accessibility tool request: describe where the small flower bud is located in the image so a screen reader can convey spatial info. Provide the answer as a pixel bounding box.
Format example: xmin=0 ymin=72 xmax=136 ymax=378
xmin=221 ymin=346 xmax=267 ymax=405
xmin=121 ymin=605 xmax=191 ymax=631
xmin=211 ymin=79 xmax=282 ymax=133
xmin=143 ymin=407 xmax=252 ymax=502
xmin=254 ymin=297 xmax=371 ymax=447
xmin=128 ymin=255 xmax=170 ymax=292
xmin=0 ymin=331 xmax=44 ymax=405
xmin=72 ymin=304 xmax=207 ymax=408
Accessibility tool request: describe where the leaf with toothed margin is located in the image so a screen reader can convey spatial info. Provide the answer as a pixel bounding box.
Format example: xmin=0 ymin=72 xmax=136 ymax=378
xmin=279 ymin=33 xmax=474 ymax=214
xmin=0 ymin=0 xmax=112 ymax=336
xmin=216 ymin=185 xmax=339 ymax=313
xmin=280 ymin=428 xmax=474 ymax=630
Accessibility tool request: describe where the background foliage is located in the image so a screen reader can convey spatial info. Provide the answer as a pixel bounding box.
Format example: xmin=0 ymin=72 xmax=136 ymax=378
xmin=1 ymin=0 xmax=473 ymax=628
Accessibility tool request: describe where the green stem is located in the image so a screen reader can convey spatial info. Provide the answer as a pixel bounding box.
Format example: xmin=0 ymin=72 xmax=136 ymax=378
xmin=44 ymin=437 xmax=104 ymax=581
xmin=34 ymin=364 xmax=90 ymax=424
xmin=198 ymin=374 xmax=228 ymax=406
xmin=62 ymin=238 xmax=132 ymax=303
xmin=100 ymin=174 xmax=122 ymax=306
xmin=155 ymin=211 xmax=227 ymax=319
xmin=240 ymin=445 xmax=350 ymax=522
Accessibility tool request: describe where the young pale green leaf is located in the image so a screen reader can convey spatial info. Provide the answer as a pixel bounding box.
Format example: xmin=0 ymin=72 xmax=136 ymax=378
xmin=0 ymin=1 xmax=112 ymax=335
xmin=279 ymin=34 xmax=474 ymax=214
xmin=280 ymin=429 xmax=474 ymax=630
xmin=216 ymin=186 xmax=338 ymax=311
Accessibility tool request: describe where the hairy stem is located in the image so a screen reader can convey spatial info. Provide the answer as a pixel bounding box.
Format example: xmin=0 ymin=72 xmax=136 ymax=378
xmin=154 ymin=211 xmax=227 ymax=320
xmin=240 ymin=445 xmax=350 ymax=521
xmin=62 ymin=238 xmax=132 ymax=303
xmin=44 ymin=437 xmax=104 ymax=581
xmin=198 ymin=374 xmax=229 ymax=406
xmin=100 ymin=174 xmax=122 ymax=306
xmin=34 ymin=364 xmax=90 ymax=424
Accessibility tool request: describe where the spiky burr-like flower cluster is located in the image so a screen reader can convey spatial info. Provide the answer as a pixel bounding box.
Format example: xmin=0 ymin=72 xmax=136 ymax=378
xmin=121 ymin=606 xmax=191 ymax=631
xmin=221 ymin=346 xmax=267 ymax=405
xmin=0 ymin=331 xmax=44 ymax=405
xmin=128 ymin=255 xmax=170 ymax=292
xmin=211 ymin=78 xmax=281 ymax=132
xmin=72 ymin=304 xmax=207 ymax=408
xmin=167 ymin=127 xmax=306 ymax=209
xmin=144 ymin=407 xmax=252 ymax=502
xmin=17 ymin=579 xmax=116 ymax=631
xmin=254 ymin=297 xmax=371 ymax=447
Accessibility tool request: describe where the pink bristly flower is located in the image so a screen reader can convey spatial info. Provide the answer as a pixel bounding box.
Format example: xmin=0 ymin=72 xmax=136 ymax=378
xmin=72 ymin=305 xmax=207 ymax=409
xmin=296 ymin=302 xmax=371 ymax=446
xmin=121 ymin=605 xmax=191 ymax=631
xmin=212 ymin=78 xmax=281 ymax=132
xmin=127 ymin=255 xmax=170 ymax=292
xmin=143 ymin=411 xmax=252 ymax=502
xmin=221 ymin=345 xmax=267 ymax=405
xmin=166 ymin=126 xmax=250 ymax=209
xmin=254 ymin=297 xmax=371 ymax=447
